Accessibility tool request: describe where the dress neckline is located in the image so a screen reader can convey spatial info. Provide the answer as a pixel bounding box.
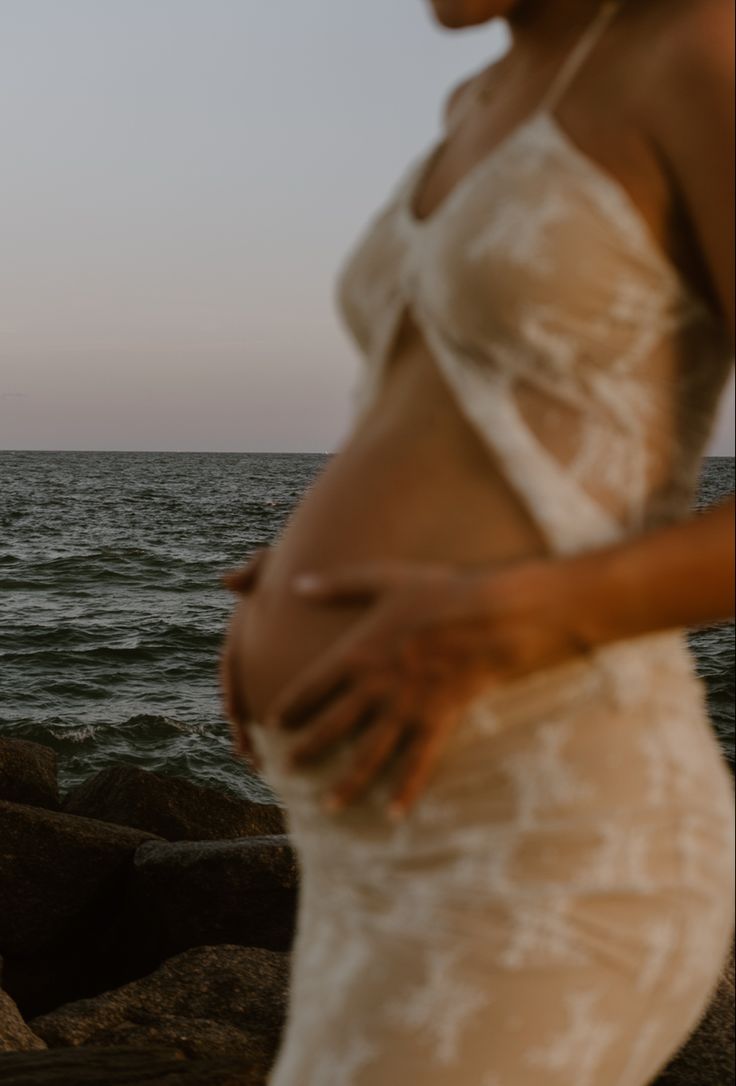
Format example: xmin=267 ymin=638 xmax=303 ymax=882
xmin=406 ymin=0 xmax=624 ymax=228
xmin=404 ymin=106 xmax=548 ymax=228
xmin=401 ymin=109 xmax=702 ymax=307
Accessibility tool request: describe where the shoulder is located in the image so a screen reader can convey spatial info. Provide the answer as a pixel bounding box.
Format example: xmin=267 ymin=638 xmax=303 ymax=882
xmin=644 ymin=0 xmax=733 ymax=122
xmin=441 ymin=67 xmax=487 ymax=131
xmin=642 ymin=0 xmax=734 ymax=191
xmin=654 ymin=0 xmax=733 ymax=58
xmin=641 ymin=0 xmax=734 ymax=337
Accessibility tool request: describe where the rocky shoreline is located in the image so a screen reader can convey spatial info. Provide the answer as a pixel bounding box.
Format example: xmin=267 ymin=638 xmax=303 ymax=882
xmin=0 ymin=737 xmax=732 ymax=1085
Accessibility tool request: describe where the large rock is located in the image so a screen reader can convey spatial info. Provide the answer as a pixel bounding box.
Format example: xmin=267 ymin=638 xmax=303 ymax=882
xmin=0 ymin=799 xmax=162 ymax=956
xmin=653 ymin=940 xmax=735 ymax=1085
xmin=121 ymin=837 xmax=297 ymax=977
xmin=29 ymin=944 xmax=287 ymax=1075
xmin=62 ymin=765 xmax=285 ymax=841
xmin=66 ymin=1017 xmax=266 ymax=1062
xmin=0 ymin=740 xmax=59 ymax=811
xmin=0 ymin=1044 xmax=265 ymax=1085
xmin=0 ymin=800 xmax=163 ymax=1017
xmin=0 ymin=989 xmax=46 ymax=1053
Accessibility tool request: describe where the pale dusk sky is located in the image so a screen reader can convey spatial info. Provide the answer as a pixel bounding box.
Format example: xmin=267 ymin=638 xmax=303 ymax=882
xmin=1 ymin=0 xmax=733 ymax=454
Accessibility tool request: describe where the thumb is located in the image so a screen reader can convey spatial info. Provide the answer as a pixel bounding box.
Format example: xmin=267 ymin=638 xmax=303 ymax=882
xmin=292 ymin=563 xmax=396 ymax=604
xmin=222 ymin=547 xmax=269 ymax=594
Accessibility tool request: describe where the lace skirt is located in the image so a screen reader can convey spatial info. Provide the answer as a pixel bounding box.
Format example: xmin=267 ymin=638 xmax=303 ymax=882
xmin=248 ymin=629 xmax=735 ymax=1086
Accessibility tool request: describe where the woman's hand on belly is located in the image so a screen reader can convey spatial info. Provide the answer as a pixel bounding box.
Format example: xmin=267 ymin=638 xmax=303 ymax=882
xmin=263 ymin=557 xmax=595 ymax=819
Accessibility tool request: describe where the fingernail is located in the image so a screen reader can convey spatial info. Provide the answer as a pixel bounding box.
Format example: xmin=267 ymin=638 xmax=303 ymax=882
xmin=293 ymin=573 xmax=322 ymax=592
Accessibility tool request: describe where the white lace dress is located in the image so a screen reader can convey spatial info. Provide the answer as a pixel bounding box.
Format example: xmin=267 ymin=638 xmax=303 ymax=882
xmin=248 ymin=3 xmax=735 ymax=1082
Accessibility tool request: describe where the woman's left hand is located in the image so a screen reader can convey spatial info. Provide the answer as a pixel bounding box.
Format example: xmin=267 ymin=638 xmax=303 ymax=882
xmin=264 ymin=556 xmax=595 ymax=819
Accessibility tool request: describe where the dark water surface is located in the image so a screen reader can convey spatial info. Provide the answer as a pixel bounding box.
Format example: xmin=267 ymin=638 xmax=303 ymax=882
xmin=1 ymin=451 xmax=733 ymax=802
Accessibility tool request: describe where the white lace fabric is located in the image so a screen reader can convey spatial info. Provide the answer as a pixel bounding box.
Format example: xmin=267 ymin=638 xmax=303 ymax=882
xmin=255 ymin=632 xmax=734 ymax=1085
xmin=256 ymin=4 xmax=735 ymax=1083
xmin=335 ymin=8 xmax=732 ymax=555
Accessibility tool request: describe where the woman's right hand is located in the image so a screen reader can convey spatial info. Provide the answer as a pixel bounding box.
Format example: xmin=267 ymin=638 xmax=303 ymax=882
xmin=220 ymin=546 xmax=271 ymax=768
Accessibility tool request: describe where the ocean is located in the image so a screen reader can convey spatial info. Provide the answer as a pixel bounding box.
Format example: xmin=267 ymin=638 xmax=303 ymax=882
xmin=0 ymin=451 xmax=733 ymax=804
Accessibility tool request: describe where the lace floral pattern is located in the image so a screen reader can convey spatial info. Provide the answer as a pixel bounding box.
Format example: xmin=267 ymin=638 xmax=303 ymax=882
xmin=254 ymin=634 xmax=734 ymax=1085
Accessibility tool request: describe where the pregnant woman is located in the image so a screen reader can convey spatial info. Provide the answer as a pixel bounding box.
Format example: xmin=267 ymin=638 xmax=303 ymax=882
xmin=222 ymin=1 xmax=735 ymax=1083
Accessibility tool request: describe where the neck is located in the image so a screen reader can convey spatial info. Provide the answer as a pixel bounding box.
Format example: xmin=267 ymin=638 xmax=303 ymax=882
xmin=508 ymin=0 xmax=615 ymax=44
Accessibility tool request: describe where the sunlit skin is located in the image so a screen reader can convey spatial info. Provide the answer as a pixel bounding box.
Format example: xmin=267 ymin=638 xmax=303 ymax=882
xmin=222 ymin=0 xmax=735 ymax=816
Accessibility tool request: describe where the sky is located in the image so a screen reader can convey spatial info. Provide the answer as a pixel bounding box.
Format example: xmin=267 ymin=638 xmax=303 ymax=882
xmin=1 ymin=0 xmax=733 ymax=454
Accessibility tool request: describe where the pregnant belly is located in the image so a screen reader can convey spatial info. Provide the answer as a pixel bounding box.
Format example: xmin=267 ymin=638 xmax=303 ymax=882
xmin=233 ymin=338 xmax=550 ymax=723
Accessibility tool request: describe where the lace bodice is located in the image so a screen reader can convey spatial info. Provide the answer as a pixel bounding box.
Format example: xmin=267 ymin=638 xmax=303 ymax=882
xmin=335 ymin=1 xmax=732 ymax=556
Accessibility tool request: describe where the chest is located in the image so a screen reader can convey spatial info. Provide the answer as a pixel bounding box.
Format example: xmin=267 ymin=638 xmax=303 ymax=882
xmin=336 ymin=113 xmax=689 ymax=369
xmin=414 ymin=86 xmax=660 ymax=238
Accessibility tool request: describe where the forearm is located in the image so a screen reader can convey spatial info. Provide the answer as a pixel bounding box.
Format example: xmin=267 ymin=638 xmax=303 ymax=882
xmin=560 ymin=495 xmax=735 ymax=647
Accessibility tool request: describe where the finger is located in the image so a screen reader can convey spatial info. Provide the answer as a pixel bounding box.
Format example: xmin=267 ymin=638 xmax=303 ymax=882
xmin=388 ymin=724 xmax=447 ymax=820
xmin=265 ymin=645 xmax=366 ymax=730
xmin=223 ymin=566 xmax=258 ymax=593
xmin=222 ymin=554 xmax=266 ymax=594
xmin=323 ymin=715 xmax=406 ymax=811
xmin=222 ymin=547 xmax=269 ymax=594
xmin=227 ymin=705 xmax=263 ymax=770
xmin=235 ymin=725 xmax=263 ymax=771
xmin=288 ymin=688 xmax=378 ymax=766
xmin=291 ymin=561 xmax=401 ymax=605
xmin=228 ymin=710 xmax=264 ymax=770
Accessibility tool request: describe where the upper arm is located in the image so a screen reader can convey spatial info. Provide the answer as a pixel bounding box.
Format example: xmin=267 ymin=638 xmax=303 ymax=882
xmin=649 ymin=0 xmax=735 ymax=341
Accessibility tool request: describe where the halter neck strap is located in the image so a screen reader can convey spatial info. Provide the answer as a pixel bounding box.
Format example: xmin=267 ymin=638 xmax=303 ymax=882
xmin=538 ymin=0 xmax=623 ymax=114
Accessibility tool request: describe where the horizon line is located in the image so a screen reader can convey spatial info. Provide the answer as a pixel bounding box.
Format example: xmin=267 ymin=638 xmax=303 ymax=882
xmin=0 ymin=447 xmax=336 ymax=455
xmin=1 ymin=448 xmax=733 ymax=459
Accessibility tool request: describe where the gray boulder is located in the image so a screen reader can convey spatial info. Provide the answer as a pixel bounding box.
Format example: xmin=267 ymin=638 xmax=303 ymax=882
xmin=0 ymin=989 xmax=46 ymax=1053
xmin=0 ymin=799 xmax=163 ymax=1017
xmin=29 ymin=944 xmax=288 ymax=1078
xmin=0 ymin=799 xmax=161 ymax=957
xmin=62 ymin=765 xmax=285 ymax=841
xmin=121 ymin=837 xmax=297 ymax=975
xmin=0 ymin=1044 xmax=265 ymax=1085
xmin=0 ymin=740 xmax=59 ymax=811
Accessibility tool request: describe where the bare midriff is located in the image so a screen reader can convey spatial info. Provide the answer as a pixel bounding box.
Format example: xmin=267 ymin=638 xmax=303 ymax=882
xmin=232 ymin=315 xmax=551 ymax=722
